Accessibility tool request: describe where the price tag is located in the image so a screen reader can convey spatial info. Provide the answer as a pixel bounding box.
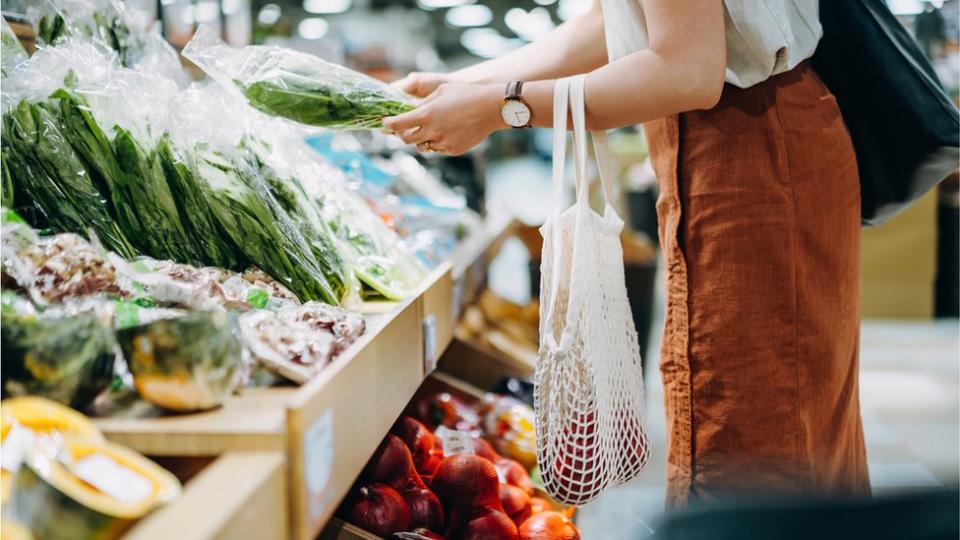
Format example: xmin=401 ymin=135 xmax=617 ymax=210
xmin=73 ymin=454 xmax=153 ymax=505
xmin=452 ymin=276 xmax=465 ymax=320
xmin=0 ymin=423 xmax=35 ymax=473
xmin=435 ymin=426 xmax=474 ymax=456
xmin=305 ymin=409 xmax=335 ymax=521
xmin=423 ymin=314 xmax=437 ymax=374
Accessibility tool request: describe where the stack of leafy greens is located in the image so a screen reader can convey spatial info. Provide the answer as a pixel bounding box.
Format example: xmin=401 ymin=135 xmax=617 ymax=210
xmin=3 ymin=23 xmax=426 ymax=306
xmin=183 ymin=24 xmax=415 ymax=130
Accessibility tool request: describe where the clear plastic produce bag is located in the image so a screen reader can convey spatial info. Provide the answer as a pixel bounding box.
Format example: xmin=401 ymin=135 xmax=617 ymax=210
xmin=29 ymin=0 xmax=187 ymax=84
xmin=536 ymin=76 xmax=649 ymax=506
xmin=183 ymin=24 xmax=415 ymax=130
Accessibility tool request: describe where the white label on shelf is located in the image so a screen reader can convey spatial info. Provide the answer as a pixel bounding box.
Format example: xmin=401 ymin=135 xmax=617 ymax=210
xmin=452 ymin=276 xmax=465 ymax=320
xmin=435 ymin=426 xmax=474 ymax=456
xmin=305 ymin=408 xmax=335 ymax=521
xmin=73 ymin=454 xmax=153 ymax=505
xmin=0 ymin=423 xmax=35 ymax=473
xmin=423 ymin=314 xmax=437 ymax=374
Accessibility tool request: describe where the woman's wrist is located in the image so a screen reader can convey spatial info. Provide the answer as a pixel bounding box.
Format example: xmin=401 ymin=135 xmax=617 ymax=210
xmin=481 ymin=82 xmax=509 ymax=133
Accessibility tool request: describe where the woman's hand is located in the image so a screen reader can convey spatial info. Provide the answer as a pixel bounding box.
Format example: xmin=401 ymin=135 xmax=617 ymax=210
xmin=383 ymin=82 xmax=504 ymax=156
xmin=392 ymin=72 xmax=454 ymax=98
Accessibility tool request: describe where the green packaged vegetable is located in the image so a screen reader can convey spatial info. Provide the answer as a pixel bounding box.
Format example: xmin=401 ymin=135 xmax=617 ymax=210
xmin=115 ymin=310 xmax=242 ymax=412
xmin=1 ymin=305 xmax=116 ymax=409
xmin=183 ymin=24 xmax=415 ymax=130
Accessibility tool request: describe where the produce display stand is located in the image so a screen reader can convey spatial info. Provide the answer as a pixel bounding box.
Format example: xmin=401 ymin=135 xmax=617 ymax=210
xmin=318 ymin=371 xmax=545 ymax=540
xmin=91 ymin=214 xmax=516 ymax=540
xmin=125 ymin=452 xmax=288 ymax=539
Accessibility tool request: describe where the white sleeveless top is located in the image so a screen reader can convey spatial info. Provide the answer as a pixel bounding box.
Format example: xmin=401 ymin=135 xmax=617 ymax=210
xmin=600 ymin=0 xmax=822 ymax=88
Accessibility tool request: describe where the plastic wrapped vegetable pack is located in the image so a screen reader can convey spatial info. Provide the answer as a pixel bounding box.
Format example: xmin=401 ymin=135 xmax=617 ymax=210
xmin=2 ymin=41 xmax=349 ymax=304
xmin=183 ymin=24 xmax=415 ymax=130
xmin=10 ymin=435 xmax=181 ymax=539
xmin=239 ymin=301 xmax=366 ymax=383
xmin=116 ymin=310 xmax=243 ymax=412
xmin=29 ymin=0 xmax=187 ymax=83
xmin=1 ymin=297 xmax=117 ymax=409
xmin=239 ymin=117 xmax=428 ymax=301
xmin=1 ymin=18 xmax=28 ymax=79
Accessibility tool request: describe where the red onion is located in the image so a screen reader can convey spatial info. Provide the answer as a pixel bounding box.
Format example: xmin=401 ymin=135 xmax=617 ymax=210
xmin=347 ymin=483 xmax=410 ymax=537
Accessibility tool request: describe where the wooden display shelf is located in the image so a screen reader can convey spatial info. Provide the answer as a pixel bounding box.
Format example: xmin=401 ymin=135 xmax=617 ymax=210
xmin=92 ymin=215 xmax=515 ymax=540
xmin=125 ymin=452 xmax=287 ymax=540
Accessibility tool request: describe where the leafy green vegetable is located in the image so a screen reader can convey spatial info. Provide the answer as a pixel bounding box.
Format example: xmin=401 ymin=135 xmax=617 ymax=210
xmin=111 ymin=125 xmax=202 ymax=264
xmin=246 ymin=287 xmax=268 ymax=309
xmin=48 ymin=88 xmax=146 ymax=254
xmin=36 ymin=13 xmax=68 ymax=47
xmin=318 ymin=187 xmax=425 ymax=301
xmin=243 ymin=140 xmax=350 ymax=301
xmin=240 ymin=79 xmax=414 ymax=129
xmin=194 ymin=146 xmax=341 ymax=304
xmin=1 ymin=98 xmax=136 ymax=257
xmin=36 ymin=9 xmax=131 ymax=66
xmin=157 ymin=135 xmax=244 ymax=270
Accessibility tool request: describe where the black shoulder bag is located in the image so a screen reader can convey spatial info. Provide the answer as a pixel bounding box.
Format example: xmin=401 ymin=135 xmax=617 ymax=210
xmin=812 ymin=0 xmax=959 ymax=226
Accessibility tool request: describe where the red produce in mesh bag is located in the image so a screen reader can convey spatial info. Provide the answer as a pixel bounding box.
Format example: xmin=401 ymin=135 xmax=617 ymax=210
xmin=346 ymin=483 xmax=410 ymax=537
xmin=393 ymin=416 xmax=444 ymax=476
xmin=499 ymin=483 xmax=532 ymax=526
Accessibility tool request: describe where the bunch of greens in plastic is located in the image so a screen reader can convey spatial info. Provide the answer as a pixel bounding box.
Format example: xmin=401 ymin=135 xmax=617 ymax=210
xmin=183 ymin=24 xmax=415 ymax=130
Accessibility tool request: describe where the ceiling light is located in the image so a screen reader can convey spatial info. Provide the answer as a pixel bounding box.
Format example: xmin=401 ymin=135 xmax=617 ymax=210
xmin=418 ymin=0 xmax=473 ymax=10
xmin=558 ymin=0 xmax=590 ymax=21
xmin=460 ymin=28 xmax=521 ymax=58
xmin=257 ymin=3 xmax=281 ymax=25
xmin=445 ymin=4 xmax=492 ymax=27
xmin=298 ymin=17 xmax=329 ymax=39
xmin=303 ymin=0 xmax=352 ymax=15
xmin=505 ymin=7 xmax=555 ymax=41
xmin=534 ymin=0 xmax=557 ymax=5
xmin=222 ymin=0 xmax=242 ymax=15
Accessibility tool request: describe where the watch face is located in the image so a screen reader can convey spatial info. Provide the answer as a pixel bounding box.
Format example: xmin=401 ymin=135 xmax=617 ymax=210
xmin=501 ymin=99 xmax=531 ymax=128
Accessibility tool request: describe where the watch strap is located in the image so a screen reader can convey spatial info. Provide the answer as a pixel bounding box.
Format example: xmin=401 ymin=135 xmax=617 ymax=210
xmin=505 ymin=81 xmax=523 ymax=100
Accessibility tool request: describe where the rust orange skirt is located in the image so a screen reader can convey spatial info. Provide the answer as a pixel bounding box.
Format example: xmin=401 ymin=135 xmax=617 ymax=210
xmin=644 ymin=62 xmax=870 ymax=508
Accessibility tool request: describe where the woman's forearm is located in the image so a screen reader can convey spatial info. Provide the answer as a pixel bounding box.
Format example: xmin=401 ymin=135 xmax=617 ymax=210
xmin=520 ymin=0 xmax=726 ymax=130
xmin=451 ymin=1 xmax=607 ymax=84
xmin=522 ymin=46 xmax=726 ymax=131
xmin=383 ymin=0 xmax=726 ymax=156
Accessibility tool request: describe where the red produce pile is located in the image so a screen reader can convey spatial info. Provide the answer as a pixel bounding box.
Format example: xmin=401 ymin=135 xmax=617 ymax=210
xmin=344 ymin=394 xmax=581 ymax=539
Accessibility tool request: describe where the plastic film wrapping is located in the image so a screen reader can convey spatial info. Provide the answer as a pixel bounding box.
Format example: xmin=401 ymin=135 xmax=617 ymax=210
xmin=183 ymin=24 xmax=415 ymax=130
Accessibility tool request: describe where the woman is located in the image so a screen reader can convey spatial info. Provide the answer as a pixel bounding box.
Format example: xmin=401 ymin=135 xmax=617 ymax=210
xmin=385 ymin=0 xmax=870 ymax=507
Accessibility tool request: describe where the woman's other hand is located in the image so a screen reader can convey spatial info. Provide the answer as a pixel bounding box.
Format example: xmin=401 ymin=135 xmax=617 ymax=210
xmin=382 ymin=82 xmax=503 ymax=156
xmin=392 ymin=72 xmax=453 ymax=98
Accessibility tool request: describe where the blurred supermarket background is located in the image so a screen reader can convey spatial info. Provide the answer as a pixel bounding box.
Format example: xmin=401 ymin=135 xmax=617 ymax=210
xmin=2 ymin=0 xmax=958 ymax=538
xmin=155 ymin=0 xmax=958 ymax=533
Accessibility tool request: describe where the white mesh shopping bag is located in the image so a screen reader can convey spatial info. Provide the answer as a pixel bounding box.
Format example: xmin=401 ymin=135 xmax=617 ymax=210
xmin=536 ymin=75 xmax=649 ymax=506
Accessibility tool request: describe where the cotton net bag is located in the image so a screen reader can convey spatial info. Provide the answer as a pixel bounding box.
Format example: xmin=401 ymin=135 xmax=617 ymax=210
xmin=536 ymin=75 xmax=649 ymax=506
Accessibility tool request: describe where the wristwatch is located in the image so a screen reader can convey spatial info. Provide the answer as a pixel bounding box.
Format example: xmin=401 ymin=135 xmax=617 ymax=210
xmin=501 ymin=81 xmax=532 ymax=129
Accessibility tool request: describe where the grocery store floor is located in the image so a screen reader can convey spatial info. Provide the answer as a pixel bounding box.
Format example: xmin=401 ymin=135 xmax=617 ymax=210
xmin=486 ymin=156 xmax=960 ymax=539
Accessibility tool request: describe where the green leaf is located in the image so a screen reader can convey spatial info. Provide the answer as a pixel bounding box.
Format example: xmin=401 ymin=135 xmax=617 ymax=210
xmin=114 ymin=300 xmax=141 ymax=330
xmin=246 ymin=287 xmax=268 ymax=309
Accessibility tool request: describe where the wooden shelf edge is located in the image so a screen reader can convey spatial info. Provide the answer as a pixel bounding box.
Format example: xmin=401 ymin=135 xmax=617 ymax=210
xmin=125 ymin=452 xmax=288 ymax=540
xmin=95 ymin=387 xmax=293 ymax=457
